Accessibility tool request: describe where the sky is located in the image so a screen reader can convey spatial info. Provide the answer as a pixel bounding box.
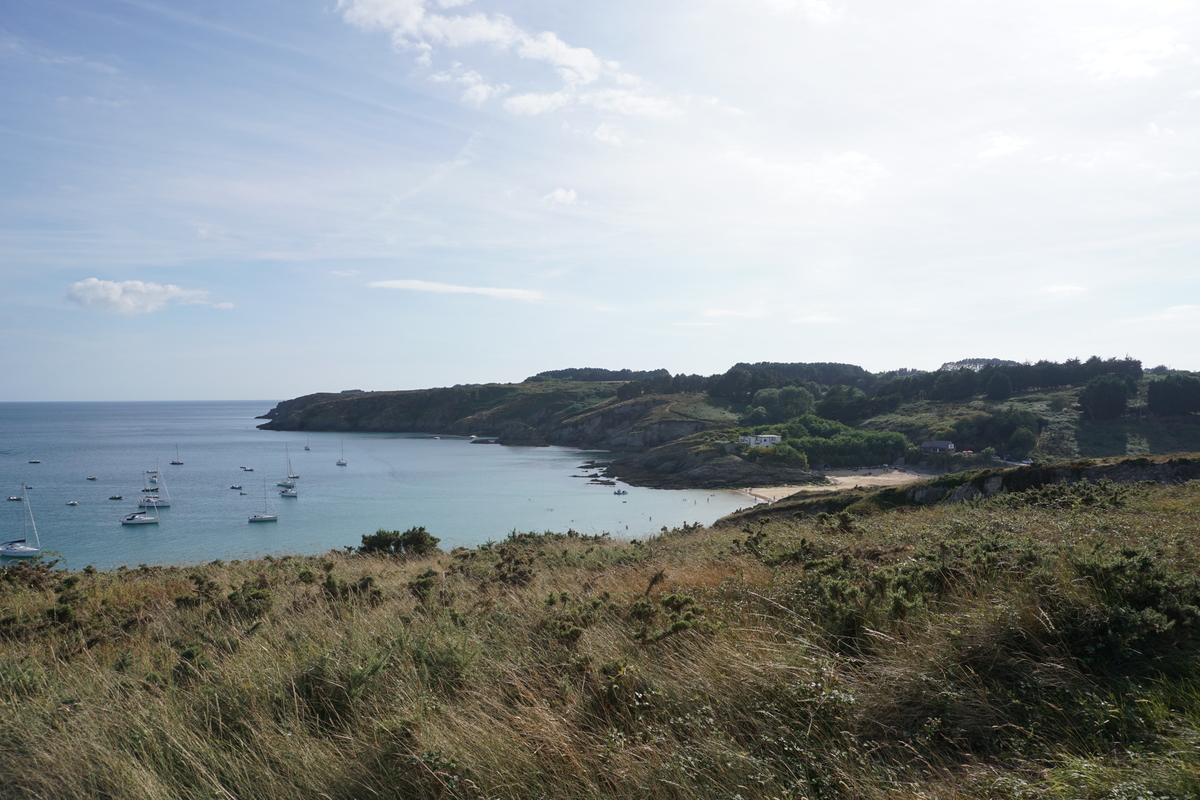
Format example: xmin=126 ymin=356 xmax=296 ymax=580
xmin=3 ymin=0 xmax=1199 ymax=401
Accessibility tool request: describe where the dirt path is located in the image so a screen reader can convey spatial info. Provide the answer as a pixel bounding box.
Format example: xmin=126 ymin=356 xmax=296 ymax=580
xmin=743 ymin=468 xmax=931 ymax=503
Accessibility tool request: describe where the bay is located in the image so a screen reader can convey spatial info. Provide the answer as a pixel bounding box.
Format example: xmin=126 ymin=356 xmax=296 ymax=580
xmin=0 ymin=401 xmax=755 ymax=570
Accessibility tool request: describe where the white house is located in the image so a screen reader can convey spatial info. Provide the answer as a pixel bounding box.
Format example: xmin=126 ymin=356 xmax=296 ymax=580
xmin=739 ymin=434 xmax=783 ymax=448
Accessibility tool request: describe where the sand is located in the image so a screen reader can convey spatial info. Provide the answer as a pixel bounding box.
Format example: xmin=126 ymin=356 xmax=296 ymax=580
xmin=743 ymin=467 xmax=931 ymax=503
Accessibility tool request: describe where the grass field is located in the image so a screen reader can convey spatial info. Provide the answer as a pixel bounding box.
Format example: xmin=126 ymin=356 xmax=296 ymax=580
xmin=3 ymin=478 xmax=1200 ymax=798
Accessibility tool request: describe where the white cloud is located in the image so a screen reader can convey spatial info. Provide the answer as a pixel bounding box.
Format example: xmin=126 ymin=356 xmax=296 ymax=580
xmin=430 ymin=62 xmax=509 ymax=104
xmin=581 ymin=88 xmax=680 ymax=117
xmin=65 ymin=278 xmax=228 ymax=314
xmin=704 ymin=308 xmax=768 ymax=318
xmin=725 ymin=149 xmax=885 ymax=205
xmin=340 ymin=0 xmax=673 ymax=119
xmin=1084 ymin=28 xmax=1181 ymax=80
xmin=1039 ymin=284 xmax=1086 ymax=296
xmin=504 ymin=91 xmax=570 ymax=116
xmin=542 ymin=188 xmax=577 ymax=206
xmin=368 ymin=278 xmax=544 ymax=300
xmin=979 ymin=132 xmax=1031 ymax=159
xmin=720 ymin=0 xmax=841 ymax=24
xmin=330 ymin=270 xmax=360 ymax=277
xmin=593 ymin=123 xmax=624 ymax=146
xmin=791 ymin=314 xmax=840 ymax=324
xmin=517 ymin=31 xmax=607 ymax=87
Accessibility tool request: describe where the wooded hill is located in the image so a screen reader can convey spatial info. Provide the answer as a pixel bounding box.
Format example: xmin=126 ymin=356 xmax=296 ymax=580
xmin=258 ymin=357 xmax=1200 ymax=486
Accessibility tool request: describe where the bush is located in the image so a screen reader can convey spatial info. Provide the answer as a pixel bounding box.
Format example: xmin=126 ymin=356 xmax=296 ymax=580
xmin=357 ymin=526 xmax=442 ymax=558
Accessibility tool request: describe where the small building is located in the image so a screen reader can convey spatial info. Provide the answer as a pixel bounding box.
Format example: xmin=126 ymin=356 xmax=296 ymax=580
xmin=739 ymin=434 xmax=783 ymax=448
xmin=920 ymin=440 xmax=956 ymax=455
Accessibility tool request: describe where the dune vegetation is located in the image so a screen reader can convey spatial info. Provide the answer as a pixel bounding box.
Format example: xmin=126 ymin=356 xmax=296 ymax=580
xmin=3 ymin=478 xmax=1200 ymax=798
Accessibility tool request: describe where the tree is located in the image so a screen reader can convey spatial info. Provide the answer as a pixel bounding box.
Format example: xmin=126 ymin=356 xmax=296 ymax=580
xmin=816 ymin=385 xmax=868 ymax=423
xmin=1078 ymin=376 xmax=1128 ymax=420
xmin=985 ymin=371 xmax=1013 ymax=401
xmin=1147 ymin=375 xmax=1200 ymax=416
xmin=930 ymin=369 xmax=979 ymax=401
xmin=1006 ymin=427 xmax=1038 ymax=458
xmin=357 ymin=526 xmax=441 ymax=557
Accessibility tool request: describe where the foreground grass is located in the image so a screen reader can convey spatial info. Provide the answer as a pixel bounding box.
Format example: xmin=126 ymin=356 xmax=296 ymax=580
xmin=4 ymin=482 xmax=1200 ymax=798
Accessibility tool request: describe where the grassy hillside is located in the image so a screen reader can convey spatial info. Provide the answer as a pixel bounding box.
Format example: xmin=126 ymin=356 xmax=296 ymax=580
xmin=4 ymin=479 xmax=1200 ymax=798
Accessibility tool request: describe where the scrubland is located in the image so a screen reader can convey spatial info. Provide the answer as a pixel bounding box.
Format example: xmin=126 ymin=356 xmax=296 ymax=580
xmin=3 ymin=479 xmax=1200 ymax=798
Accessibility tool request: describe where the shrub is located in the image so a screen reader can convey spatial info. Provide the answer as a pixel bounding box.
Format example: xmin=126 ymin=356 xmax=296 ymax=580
xmin=358 ymin=526 xmax=442 ymax=558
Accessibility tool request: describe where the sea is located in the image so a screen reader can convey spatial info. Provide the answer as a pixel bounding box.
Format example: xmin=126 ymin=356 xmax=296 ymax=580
xmin=0 ymin=401 xmax=757 ymax=571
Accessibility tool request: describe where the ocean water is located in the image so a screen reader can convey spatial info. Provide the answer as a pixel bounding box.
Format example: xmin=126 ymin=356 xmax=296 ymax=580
xmin=0 ymin=401 xmax=756 ymax=570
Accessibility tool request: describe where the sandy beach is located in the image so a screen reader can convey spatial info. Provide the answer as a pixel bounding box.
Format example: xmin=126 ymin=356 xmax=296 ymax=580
xmin=743 ymin=467 xmax=931 ymax=503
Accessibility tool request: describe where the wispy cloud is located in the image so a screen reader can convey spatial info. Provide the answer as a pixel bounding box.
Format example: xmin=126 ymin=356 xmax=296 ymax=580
xmin=703 ymin=308 xmax=768 ymax=319
xmin=430 ymin=61 xmax=509 ymax=105
xmin=368 ymin=278 xmax=544 ymax=300
xmin=1039 ymin=284 xmax=1086 ymax=296
xmin=65 ymin=278 xmax=230 ymax=314
xmin=1084 ymin=28 xmax=1181 ymax=80
xmin=542 ymin=188 xmax=577 ymax=206
xmin=340 ymin=0 xmax=674 ymax=118
xmin=979 ymin=132 xmax=1031 ymax=160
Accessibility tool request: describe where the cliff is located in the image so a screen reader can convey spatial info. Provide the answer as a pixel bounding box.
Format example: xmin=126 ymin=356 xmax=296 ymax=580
xmin=257 ymin=385 xmax=739 ymax=451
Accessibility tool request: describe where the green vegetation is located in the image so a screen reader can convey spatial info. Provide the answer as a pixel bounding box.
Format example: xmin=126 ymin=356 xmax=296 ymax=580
xmin=262 ymin=357 xmax=1200 ymax=486
xmin=5 ymin=480 xmax=1200 ymax=797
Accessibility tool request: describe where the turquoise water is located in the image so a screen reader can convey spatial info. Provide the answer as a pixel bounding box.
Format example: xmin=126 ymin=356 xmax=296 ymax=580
xmin=0 ymin=401 xmax=755 ymax=570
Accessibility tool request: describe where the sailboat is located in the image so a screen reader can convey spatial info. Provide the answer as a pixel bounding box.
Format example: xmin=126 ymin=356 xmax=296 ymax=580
xmin=1 ymin=484 xmax=42 ymax=558
xmin=170 ymin=444 xmax=183 ymax=465
xmin=277 ymin=445 xmax=298 ymax=487
xmin=121 ymin=507 xmax=158 ymax=525
xmin=304 ymin=435 xmax=311 ymax=451
xmin=249 ymin=479 xmax=277 ymax=522
xmin=336 ymin=440 xmax=347 ymax=466
xmin=139 ymin=462 xmax=171 ymax=508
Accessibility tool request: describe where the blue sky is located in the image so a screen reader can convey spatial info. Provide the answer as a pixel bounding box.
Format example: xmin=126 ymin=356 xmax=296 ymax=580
xmin=4 ymin=0 xmax=1199 ymax=401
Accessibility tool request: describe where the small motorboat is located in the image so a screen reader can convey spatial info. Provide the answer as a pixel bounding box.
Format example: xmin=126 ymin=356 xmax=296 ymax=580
xmin=86 ymin=476 xmax=98 ymax=481
xmin=230 ymin=485 xmax=242 ymax=490
xmin=66 ymin=501 xmax=78 ymax=506
xmin=6 ymin=497 xmax=21 ymax=502
xmin=28 ymin=460 xmax=40 ymax=464
xmin=109 ymin=495 xmax=123 ymax=500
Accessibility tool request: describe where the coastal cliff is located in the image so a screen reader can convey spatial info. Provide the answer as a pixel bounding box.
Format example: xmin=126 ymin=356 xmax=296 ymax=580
xmin=258 ymin=385 xmax=739 ymax=452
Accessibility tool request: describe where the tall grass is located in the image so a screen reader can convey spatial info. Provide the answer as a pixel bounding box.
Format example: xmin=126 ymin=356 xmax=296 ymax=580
xmin=3 ymin=484 xmax=1200 ymax=797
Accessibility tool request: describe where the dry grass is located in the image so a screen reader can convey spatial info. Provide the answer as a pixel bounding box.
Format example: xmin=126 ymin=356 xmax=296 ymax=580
xmin=2 ymin=486 xmax=1200 ymax=798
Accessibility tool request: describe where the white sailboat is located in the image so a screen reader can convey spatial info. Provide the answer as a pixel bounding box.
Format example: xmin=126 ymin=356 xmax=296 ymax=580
xmin=336 ymin=440 xmax=347 ymax=466
xmin=139 ymin=462 xmax=171 ymax=508
xmin=304 ymin=435 xmax=311 ymax=451
xmin=1 ymin=484 xmax=42 ymax=558
xmin=121 ymin=508 xmax=158 ymax=525
xmin=277 ymin=444 xmax=298 ymax=487
xmin=249 ymin=479 xmax=277 ymax=522
xmin=170 ymin=444 xmax=183 ymax=465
